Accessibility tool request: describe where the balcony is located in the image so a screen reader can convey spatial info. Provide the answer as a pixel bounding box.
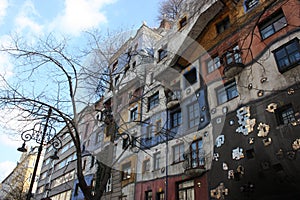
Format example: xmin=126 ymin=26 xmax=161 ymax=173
xmin=183 ymin=149 xmax=206 ymax=177
xmin=221 ymin=49 xmax=245 ymax=79
xmin=166 ymin=90 xmax=181 ymax=109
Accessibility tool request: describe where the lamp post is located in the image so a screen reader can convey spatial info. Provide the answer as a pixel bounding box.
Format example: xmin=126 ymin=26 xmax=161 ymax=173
xmin=17 ymin=108 xmax=62 ymax=200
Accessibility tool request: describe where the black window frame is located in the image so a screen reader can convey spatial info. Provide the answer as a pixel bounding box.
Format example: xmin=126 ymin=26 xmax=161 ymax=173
xmin=148 ymin=92 xmax=159 ymax=110
xmin=275 ymin=104 xmax=295 ymax=125
xmin=177 ymin=180 xmax=195 ymax=200
xmin=259 ymin=9 xmax=287 ymax=40
xmin=273 ymin=38 xmax=300 ymax=73
xmin=145 ymin=190 xmax=153 ymax=200
xmin=156 ymin=191 xmax=165 ymax=200
xmin=170 ymin=108 xmax=182 ymax=128
xmin=216 ymin=80 xmax=238 ymax=105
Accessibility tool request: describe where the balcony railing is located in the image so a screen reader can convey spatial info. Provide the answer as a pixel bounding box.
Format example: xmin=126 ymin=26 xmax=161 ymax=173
xmin=221 ymin=49 xmax=245 ymax=79
xmin=183 ymin=149 xmax=206 ymax=176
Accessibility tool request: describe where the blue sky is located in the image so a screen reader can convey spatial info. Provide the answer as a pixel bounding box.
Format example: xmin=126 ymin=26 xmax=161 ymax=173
xmin=0 ymin=0 xmax=161 ymax=182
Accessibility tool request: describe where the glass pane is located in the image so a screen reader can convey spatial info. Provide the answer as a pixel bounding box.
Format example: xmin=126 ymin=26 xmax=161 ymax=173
xmin=218 ymin=89 xmax=227 ymax=104
xmin=187 ymin=188 xmax=195 ymax=200
xmin=261 ymin=25 xmax=274 ymax=39
xmin=289 ymin=52 xmax=300 ymax=64
xmin=274 ymin=17 xmax=287 ymax=31
xmin=227 ymin=85 xmax=238 ymax=100
xmin=275 ymin=48 xmax=287 ymax=60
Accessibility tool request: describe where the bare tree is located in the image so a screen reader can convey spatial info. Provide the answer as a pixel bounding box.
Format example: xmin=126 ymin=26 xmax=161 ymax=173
xmin=157 ymin=0 xmax=187 ymax=21
xmin=0 ymin=30 xmax=130 ymax=200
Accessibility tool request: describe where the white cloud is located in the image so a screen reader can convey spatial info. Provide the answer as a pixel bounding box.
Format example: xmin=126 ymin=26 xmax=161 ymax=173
xmin=14 ymin=0 xmax=43 ymax=35
xmin=0 ymin=161 xmax=17 ymax=182
xmin=50 ymin=0 xmax=116 ymax=36
xmin=0 ymin=0 xmax=8 ymax=25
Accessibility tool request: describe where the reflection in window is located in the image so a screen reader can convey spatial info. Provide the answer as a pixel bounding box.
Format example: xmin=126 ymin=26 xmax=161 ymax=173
xmin=259 ymin=9 xmax=287 ymax=40
xmin=273 ymin=38 xmax=300 ymax=73
xmin=216 ymin=80 xmax=238 ymax=104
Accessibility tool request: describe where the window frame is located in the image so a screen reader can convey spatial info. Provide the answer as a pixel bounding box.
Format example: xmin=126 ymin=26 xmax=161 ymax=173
xmin=190 ymin=139 xmax=205 ymax=168
xmin=121 ymin=162 xmax=132 ymax=181
xmin=156 ymin=191 xmax=165 ymax=200
xmin=173 ymin=143 xmax=185 ymax=163
xmin=259 ymin=9 xmax=287 ymax=40
xmin=145 ymin=190 xmax=153 ymax=200
xmin=170 ymin=108 xmax=182 ymax=128
xmin=187 ymin=101 xmax=200 ymax=128
xmin=158 ymin=47 xmax=167 ymax=62
xmin=207 ymin=55 xmax=221 ymax=73
xmin=177 ymin=180 xmax=195 ymax=200
xmin=153 ymin=152 xmax=161 ymax=171
xmin=275 ymin=104 xmax=295 ymax=125
xmin=273 ymin=38 xmax=300 ymax=73
xmin=143 ymin=159 xmax=150 ymax=173
xmin=216 ymin=80 xmax=238 ymax=105
xmin=148 ymin=92 xmax=159 ymax=110
xmin=244 ymin=0 xmax=259 ymax=12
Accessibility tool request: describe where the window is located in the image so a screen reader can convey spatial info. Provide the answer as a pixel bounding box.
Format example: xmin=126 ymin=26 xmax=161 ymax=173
xmin=273 ymin=38 xmax=300 ymax=73
xmin=158 ymin=47 xmax=167 ymax=62
xmin=153 ymin=152 xmax=161 ymax=170
xmin=207 ymin=55 xmax=221 ymax=73
xmin=148 ymin=92 xmax=159 ymax=110
xmin=259 ymin=9 xmax=287 ymax=40
xmin=145 ymin=122 xmax=153 ymax=139
xmin=114 ymin=75 xmax=120 ymax=86
xmin=216 ymin=80 xmax=238 ymax=104
xmin=191 ymin=139 xmax=205 ymax=168
xmin=143 ymin=159 xmax=150 ymax=173
xmin=244 ymin=0 xmax=259 ymax=11
xmin=187 ymin=102 xmax=200 ymax=128
xmin=105 ymin=176 xmax=112 ymax=192
xmin=177 ymin=180 xmax=194 ymax=200
xmin=156 ymin=192 xmax=165 ymax=200
xmin=216 ymin=16 xmax=230 ymax=34
xmin=130 ymin=107 xmax=138 ymax=121
xmin=173 ymin=143 xmax=185 ymax=163
xmin=145 ymin=190 xmax=153 ymax=200
xmin=275 ymin=104 xmax=295 ymax=125
xmin=179 ymin=16 xmax=187 ymax=29
xmin=222 ymin=45 xmax=242 ymax=66
xmin=171 ymin=109 xmax=182 ymax=128
xmin=183 ymin=68 xmax=197 ymax=88
xmin=121 ymin=162 xmax=131 ymax=180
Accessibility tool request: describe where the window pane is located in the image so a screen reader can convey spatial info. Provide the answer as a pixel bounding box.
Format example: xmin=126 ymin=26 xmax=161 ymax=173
xmin=273 ymin=17 xmax=287 ymax=31
xmin=261 ymin=25 xmax=274 ymax=39
xmin=217 ymin=89 xmax=227 ymax=104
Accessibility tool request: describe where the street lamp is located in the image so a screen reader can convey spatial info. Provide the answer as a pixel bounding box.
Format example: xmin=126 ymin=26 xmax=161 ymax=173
xmin=17 ymin=108 xmax=62 ymax=200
